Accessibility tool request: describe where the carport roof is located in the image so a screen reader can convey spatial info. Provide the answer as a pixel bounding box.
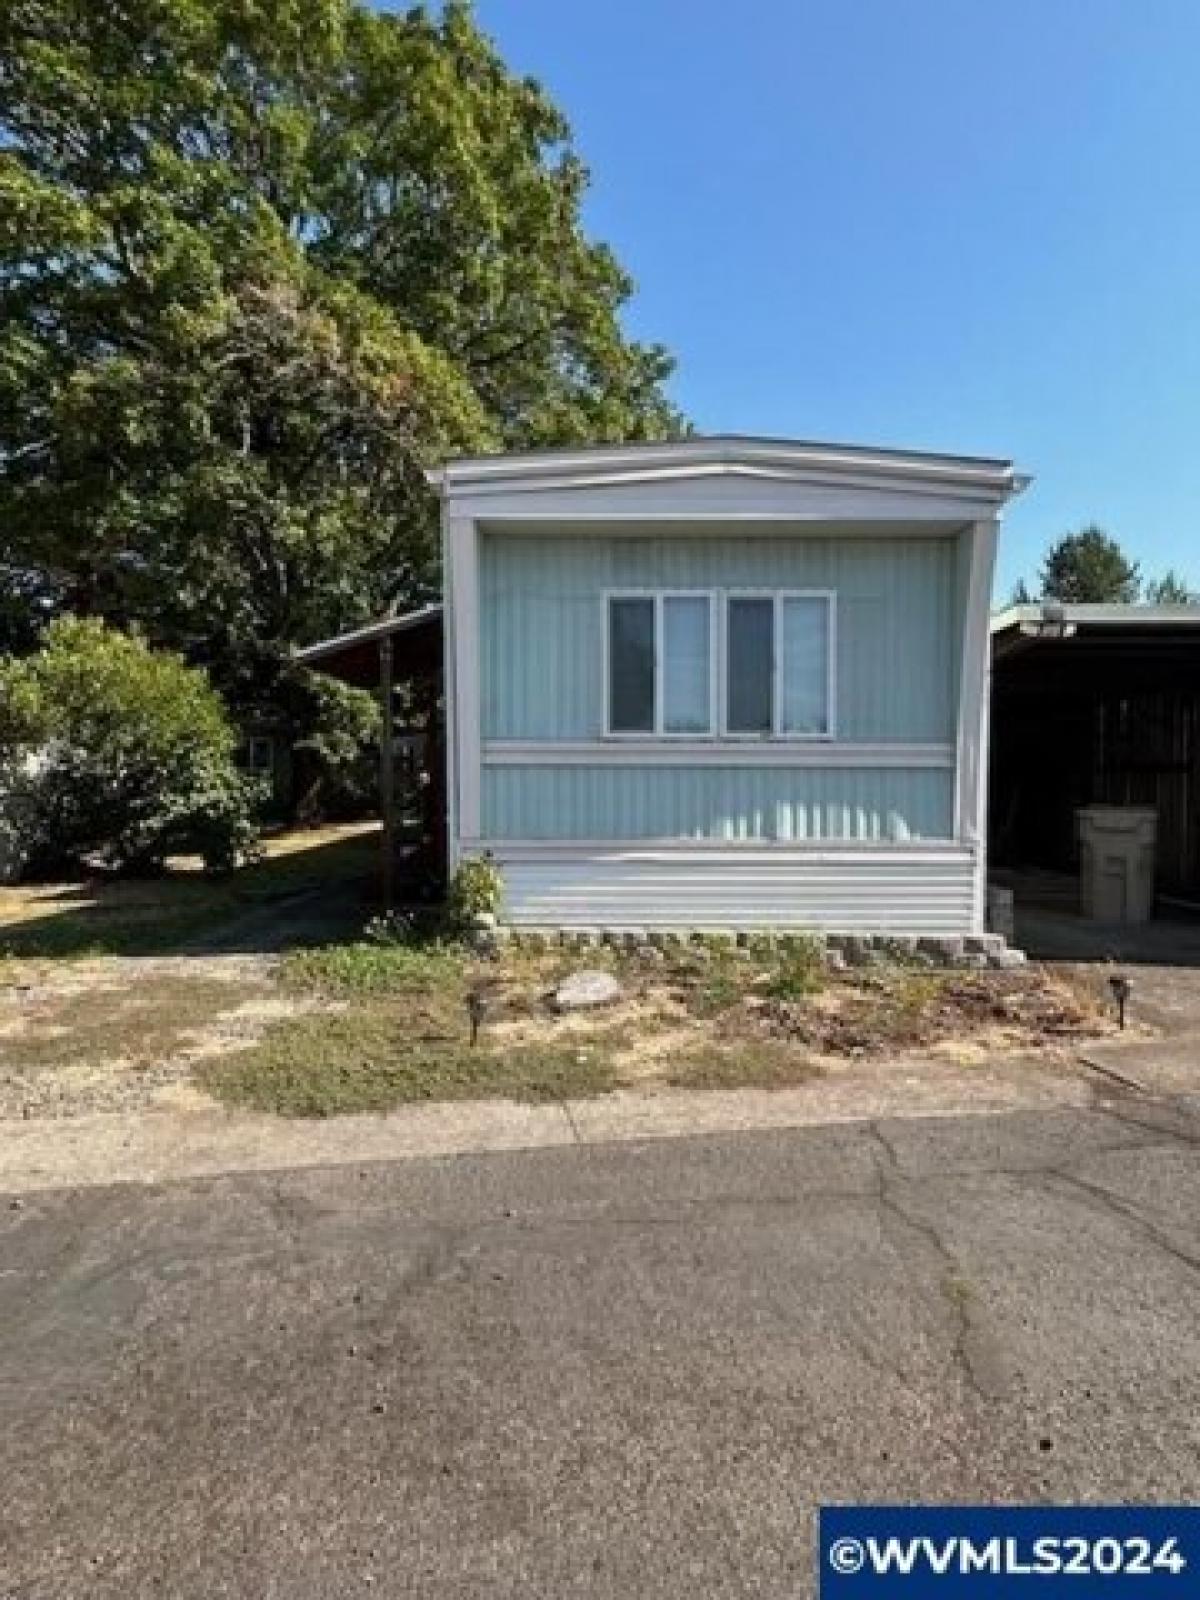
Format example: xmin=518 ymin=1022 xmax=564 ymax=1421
xmin=295 ymin=604 xmax=443 ymax=689
xmin=991 ymin=603 xmax=1200 ymax=662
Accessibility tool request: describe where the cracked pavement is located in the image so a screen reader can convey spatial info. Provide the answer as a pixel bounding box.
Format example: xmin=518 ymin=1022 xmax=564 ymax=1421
xmin=3 ymin=1096 xmax=1200 ymax=1598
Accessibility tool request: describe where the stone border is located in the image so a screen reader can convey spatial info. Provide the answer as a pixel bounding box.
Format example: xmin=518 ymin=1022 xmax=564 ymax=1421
xmin=469 ymin=916 xmax=1027 ymax=971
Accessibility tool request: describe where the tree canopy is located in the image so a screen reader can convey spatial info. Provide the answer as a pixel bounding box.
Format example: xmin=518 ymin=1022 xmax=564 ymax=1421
xmin=0 ymin=0 xmax=682 ymax=797
xmin=1038 ymin=526 xmax=1141 ymax=605
xmin=1009 ymin=527 xmax=1197 ymax=610
xmin=1144 ymin=569 xmax=1198 ymax=605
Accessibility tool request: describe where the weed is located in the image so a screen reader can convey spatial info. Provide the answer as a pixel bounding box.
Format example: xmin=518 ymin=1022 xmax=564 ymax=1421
xmin=894 ymin=970 xmax=947 ymax=1014
xmin=765 ymin=950 xmax=825 ymax=1001
xmin=686 ymin=957 xmax=742 ymax=1017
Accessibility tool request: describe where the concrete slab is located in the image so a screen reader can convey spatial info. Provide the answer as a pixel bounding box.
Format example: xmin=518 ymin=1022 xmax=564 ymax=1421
xmin=1077 ymin=1036 xmax=1200 ymax=1099
xmin=0 ymin=1100 xmax=577 ymax=1196
xmin=0 ymin=1046 xmax=1104 ymax=1197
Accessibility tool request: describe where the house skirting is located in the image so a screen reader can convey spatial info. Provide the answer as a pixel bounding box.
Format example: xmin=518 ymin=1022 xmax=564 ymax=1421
xmin=479 ymin=842 xmax=980 ymax=934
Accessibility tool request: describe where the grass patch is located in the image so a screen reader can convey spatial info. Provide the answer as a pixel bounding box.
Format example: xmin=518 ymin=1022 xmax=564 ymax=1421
xmin=281 ymin=939 xmax=464 ymax=996
xmin=205 ymin=933 xmax=629 ymax=1114
xmin=666 ymin=1040 xmax=824 ymax=1091
xmin=0 ymin=825 xmax=378 ymax=959
xmin=201 ymin=1007 xmax=621 ymax=1115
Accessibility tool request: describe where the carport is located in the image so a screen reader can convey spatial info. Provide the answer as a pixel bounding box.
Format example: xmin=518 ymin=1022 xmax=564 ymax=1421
xmin=989 ymin=604 xmax=1200 ymax=919
xmin=297 ymin=605 xmax=446 ymax=903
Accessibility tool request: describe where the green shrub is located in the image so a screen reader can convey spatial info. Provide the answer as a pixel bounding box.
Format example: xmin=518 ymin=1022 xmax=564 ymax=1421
xmin=445 ymin=851 xmax=503 ymax=931
xmin=0 ymin=618 xmax=262 ymax=878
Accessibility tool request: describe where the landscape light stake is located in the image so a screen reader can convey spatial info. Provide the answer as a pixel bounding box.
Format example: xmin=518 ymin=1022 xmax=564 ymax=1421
xmin=466 ymin=989 xmax=487 ymax=1047
xmin=1108 ymin=974 xmax=1132 ymax=1030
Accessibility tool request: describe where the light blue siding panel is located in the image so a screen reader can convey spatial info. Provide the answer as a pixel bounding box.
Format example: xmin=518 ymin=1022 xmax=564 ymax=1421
xmin=480 ymin=532 xmax=959 ymax=742
xmin=481 ymin=767 xmax=954 ymax=842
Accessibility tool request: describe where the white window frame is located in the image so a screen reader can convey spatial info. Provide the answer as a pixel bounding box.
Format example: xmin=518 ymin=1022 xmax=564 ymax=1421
xmin=720 ymin=589 xmax=837 ymax=742
xmin=602 ymin=587 xmax=836 ymax=742
xmin=602 ymin=590 xmax=718 ymax=739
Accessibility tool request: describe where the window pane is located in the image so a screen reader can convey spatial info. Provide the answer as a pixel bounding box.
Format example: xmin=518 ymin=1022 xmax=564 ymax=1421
xmin=608 ymin=597 xmax=655 ymax=732
xmin=726 ymin=597 xmax=774 ymax=733
xmin=781 ymin=596 xmax=830 ymax=734
xmin=663 ymin=597 xmax=711 ymax=733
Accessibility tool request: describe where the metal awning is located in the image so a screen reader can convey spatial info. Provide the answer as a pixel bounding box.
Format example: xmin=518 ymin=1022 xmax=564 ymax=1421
xmin=991 ymin=604 xmax=1200 ymax=664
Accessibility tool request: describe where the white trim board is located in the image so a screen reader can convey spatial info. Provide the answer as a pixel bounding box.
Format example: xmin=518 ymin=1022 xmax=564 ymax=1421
xmin=953 ymin=519 xmax=999 ymax=932
xmin=482 ymin=741 xmax=955 ymax=769
xmin=429 ymin=436 xmax=1026 ymax=503
xmin=462 ymin=840 xmax=971 ymax=859
xmin=454 ymin=483 xmax=1007 ymax=524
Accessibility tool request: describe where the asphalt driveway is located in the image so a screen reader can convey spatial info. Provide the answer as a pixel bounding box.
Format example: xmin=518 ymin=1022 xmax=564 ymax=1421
xmin=3 ymin=1095 xmax=1200 ymax=1598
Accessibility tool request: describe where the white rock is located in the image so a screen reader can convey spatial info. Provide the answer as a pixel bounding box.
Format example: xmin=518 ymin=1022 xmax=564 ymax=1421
xmin=553 ymin=969 xmax=624 ymax=1013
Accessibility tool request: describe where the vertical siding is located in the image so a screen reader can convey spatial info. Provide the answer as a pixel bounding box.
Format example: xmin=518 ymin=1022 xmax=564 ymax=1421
xmin=480 ymin=532 xmax=958 ymax=742
xmin=482 ymin=767 xmax=954 ymax=841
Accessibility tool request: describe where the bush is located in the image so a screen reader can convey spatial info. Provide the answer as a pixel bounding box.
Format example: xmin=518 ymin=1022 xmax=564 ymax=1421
xmin=0 ymin=618 xmax=262 ymax=877
xmin=444 ymin=852 xmax=503 ymax=932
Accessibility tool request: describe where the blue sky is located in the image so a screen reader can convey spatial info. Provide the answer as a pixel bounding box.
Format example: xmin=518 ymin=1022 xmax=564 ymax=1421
xmin=472 ymin=0 xmax=1200 ymax=598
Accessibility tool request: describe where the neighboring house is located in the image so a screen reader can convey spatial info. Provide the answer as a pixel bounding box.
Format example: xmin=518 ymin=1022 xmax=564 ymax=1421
xmin=428 ymin=436 xmax=1026 ymax=933
xmin=234 ymin=720 xmax=293 ymax=816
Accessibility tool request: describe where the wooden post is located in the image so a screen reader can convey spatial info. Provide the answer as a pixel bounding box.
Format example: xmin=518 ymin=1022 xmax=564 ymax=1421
xmin=379 ymin=632 xmax=394 ymax=908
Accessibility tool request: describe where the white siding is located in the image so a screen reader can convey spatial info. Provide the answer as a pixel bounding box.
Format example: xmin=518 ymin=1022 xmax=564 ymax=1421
xmin=492 ymin=846 xmax=978 ymax=933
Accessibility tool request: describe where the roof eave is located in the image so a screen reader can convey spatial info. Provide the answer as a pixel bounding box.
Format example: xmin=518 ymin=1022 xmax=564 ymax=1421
xmin=427 ymin=436 xmax=1028 ymax=503
xmin=295 ymin=603 xmax=443 ymax=665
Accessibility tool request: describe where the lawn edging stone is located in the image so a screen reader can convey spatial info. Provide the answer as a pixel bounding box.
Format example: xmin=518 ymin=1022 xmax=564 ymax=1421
xmin=499 ymin=926 xmax=1027 ymax=970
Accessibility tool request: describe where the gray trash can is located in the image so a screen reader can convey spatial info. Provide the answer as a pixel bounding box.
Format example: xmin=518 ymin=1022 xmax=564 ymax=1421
xmin=1076 ymin=806 xmax=1157 ymax=923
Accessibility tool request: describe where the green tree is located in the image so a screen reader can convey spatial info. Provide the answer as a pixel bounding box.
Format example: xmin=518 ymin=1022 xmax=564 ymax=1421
xmin=0 ymin=618 xmax=261 ymax=876
xmin=1144 ymin=569 xmax=1197 ymax=604
xmin=1039 ymin=526 xmax=1141 ymax=604
xmin=0 ymin=0 xmax=681 ymax=806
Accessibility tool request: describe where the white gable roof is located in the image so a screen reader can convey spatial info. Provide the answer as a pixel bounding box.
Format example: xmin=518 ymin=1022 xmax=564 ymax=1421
xmin=428 ymin=435 xmax=1027 ymax=523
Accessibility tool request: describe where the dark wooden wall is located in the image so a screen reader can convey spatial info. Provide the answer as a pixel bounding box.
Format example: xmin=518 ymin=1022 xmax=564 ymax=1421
xmin=991 ymin=631 xmax=1200 ymax=897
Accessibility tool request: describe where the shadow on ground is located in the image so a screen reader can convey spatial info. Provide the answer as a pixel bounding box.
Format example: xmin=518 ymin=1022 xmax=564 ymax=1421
xmin=1018 ymin=907 xmax=1200 ymax=969
xmin=0 ymin=828 xmax=381 ymax=960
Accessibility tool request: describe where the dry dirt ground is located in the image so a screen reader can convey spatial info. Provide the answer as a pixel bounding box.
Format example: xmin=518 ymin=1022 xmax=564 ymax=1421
xmin=0 ymin=939 xmax=1128 ymax=1125
xmin=0 ymin=953 xmax=294 ymax=1118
